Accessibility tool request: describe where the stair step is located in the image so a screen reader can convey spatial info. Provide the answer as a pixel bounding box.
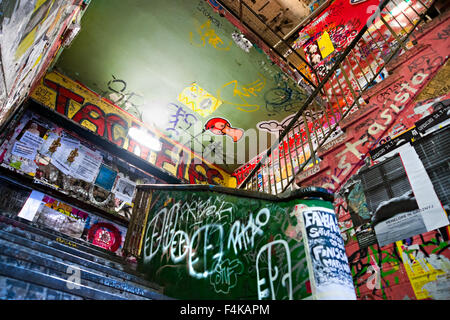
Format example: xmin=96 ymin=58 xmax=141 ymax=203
xmin=0 ymin=215 xmax=156 ymax=287
xmin=0 ymin=253 xmax=149 ymax=300
xmin=0 ymin=262 xmax=127 ymax=300
xmin=0 ymin=219 xmax=127 ymax=271
xmin=1 ymin=275 xmax=82 ymax=300
xmin=0 ymin=215 xmax=127 ymax=266
xmin=0 ymin=229 xmax=160 ymax=292
xmin=0 ymin=240 xmax=164 ymax=299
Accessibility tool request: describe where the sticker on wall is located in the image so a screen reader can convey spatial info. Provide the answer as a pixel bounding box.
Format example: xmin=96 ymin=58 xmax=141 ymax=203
xmin=231 ymin=31 xmax=253 ymax=53
xmin=205 ymin=117 xmax=244 ymax=142
xmin=178 ymin=82 xmax=222 ymax=117
xmin=293 ymin=32 xmax=311 ymax=49
xmin=396 ymin=240 xmax=450 ymax=300
xmin=95 ymin=164 xmax=118 ymax=191
xmin=317 ymin=31 xmax=335 ymax=59
xmin=87 ymin=222 xmax=123 ymax=253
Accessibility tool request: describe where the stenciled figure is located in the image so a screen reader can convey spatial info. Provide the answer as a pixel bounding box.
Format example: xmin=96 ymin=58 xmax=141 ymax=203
xmin=67 ymin=148 xmax=79 ymax=164
xmin=48 ymin=137 xmax=61 ymax=154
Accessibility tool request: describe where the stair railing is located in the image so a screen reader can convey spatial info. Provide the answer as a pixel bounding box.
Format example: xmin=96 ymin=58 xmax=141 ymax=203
xmin=238 ymin=0 xmax=435 ymax=194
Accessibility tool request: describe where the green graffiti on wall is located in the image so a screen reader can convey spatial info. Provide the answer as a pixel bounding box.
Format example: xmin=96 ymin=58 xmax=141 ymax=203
xmin=137 ymin=185 xmax=335 ymax=300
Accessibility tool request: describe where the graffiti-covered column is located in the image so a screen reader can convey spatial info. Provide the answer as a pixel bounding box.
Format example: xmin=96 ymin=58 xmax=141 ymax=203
xmin=295 ymin=203 xmax=356 ymax=300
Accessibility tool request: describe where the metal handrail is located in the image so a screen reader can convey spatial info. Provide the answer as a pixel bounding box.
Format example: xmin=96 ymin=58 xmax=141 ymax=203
xmin=237 ymin=0 xmax=434 ymax=193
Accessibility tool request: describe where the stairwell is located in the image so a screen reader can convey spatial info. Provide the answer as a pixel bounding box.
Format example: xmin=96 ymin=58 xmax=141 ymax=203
xmin=0 ymin=215 xmax=172 ymax=300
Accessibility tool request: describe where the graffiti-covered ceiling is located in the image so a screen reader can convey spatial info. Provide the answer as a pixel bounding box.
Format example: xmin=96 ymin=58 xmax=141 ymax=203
xmin=53 ymin=0 xmax=328 ymax=173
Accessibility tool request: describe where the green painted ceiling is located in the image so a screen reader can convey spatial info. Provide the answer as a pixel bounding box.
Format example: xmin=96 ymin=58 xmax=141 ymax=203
xmin=55 ymin=0 xmax=311 ymax=173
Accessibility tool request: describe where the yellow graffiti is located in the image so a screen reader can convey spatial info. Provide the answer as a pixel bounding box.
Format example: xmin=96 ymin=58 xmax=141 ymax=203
xmin=178 ymin=82 xmax=222 ymax=117
xmin=217 ymin=74 xmax=266 ymax=112
xmin=56 ymin=237 xmax=78 ymax=248
xmin=190 ymin=20 xmax=231 ymax=51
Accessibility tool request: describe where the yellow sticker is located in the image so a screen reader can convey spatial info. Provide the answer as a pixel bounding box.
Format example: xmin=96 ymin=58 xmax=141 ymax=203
xmin=317 ymin=31 xmax=335 ymax=59
xmin=178 ymin=83 xmax=222 ymax=117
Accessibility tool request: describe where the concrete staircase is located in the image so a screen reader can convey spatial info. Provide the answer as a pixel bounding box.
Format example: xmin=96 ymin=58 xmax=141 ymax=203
xmin=0 ymin=215 xmax=172 ymax=300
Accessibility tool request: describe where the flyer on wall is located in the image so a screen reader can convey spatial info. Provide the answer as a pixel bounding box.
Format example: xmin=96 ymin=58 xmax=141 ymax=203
xmin=113 ymin=176 xmax=137 ymax=204
xmin=371 ymin=144 xmax=449 ymax=247
xmin=296 ymin=204 xmax=357 ymax=300
xmin=50 ymin=135 xmax=81 ymax=175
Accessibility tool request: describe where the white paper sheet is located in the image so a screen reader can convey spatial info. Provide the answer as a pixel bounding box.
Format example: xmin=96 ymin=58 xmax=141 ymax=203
xmin=18 ymin=190 xmax=45 ymax=221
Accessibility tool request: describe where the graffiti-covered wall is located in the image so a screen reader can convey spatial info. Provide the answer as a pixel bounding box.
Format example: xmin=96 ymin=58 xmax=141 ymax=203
xmin=295 ymin=11 xmax=450 ymax=192
xmin=30 ymin=71 xmax=237 ymax=188
xmin=135 ymin=185 xmax=355 ymax=300
xmin=0 ymin=0 xmax=84 ymax=124
xmin=294 ymin=12 xmax=450 ymax=300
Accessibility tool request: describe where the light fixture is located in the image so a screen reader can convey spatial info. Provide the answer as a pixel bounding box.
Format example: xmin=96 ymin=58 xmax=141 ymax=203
xmin=127 ymin=127 xmax=162 ymax=151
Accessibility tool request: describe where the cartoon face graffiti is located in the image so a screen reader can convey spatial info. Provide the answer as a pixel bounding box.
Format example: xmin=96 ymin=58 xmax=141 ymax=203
xmin=205 ymin=118 xmax=244 ymax=142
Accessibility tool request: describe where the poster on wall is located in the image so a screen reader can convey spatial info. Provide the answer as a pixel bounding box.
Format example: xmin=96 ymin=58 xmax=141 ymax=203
xmin=14 ymin=189 xmax=127 ymax=255
xmin=0 ymin=110 xmax=158 ymax=222
xmin=340 ymin=179 xmax=378 ymax=248
xmin=363 ymin=144 xmax=449 ymax=247
xmin=17 ymin=190 xmax=45 ymax=221
xmin=34 ymin=195 xmax=90 ymax=239
xmin=113 ymin=176 xmax=136 ymax=204
xmin=95 ymin=164 xmax=118 ymax=191
xmin=297 ymin=204 xmax=356 ymax=300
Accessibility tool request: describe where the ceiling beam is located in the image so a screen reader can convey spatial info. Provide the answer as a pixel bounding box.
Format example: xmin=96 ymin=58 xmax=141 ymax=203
xmin=213 ymin=0 xmax=318 ymax=90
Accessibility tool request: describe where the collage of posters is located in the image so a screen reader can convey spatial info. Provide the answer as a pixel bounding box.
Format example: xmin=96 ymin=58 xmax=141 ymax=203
xmin=0 ymin=111 xmax=149 ymax=221
xmin=16 ymin=190 xmax=126 ymax=255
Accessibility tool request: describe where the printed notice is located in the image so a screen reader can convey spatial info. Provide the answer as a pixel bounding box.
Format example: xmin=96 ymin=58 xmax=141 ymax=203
xmin=51 ymin=135 xmax=81 ymax=175
xmin=19 ymin=131 xmax=44 ymax=149
xmin=71 ymin=145 xmax=103 ymax=183
xmin=11 ymin=141 xmax=38 ymax=160
xmin=373 ymin=144 xmax=449 ymax=247
xmin=113 ymin=177 xmax=136 ymax=203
